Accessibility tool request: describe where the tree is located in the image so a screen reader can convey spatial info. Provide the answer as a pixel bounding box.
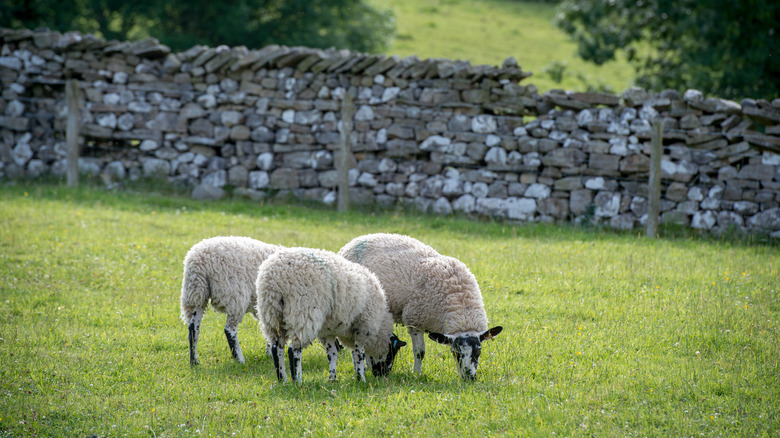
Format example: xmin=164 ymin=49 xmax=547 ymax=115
xmin=555 ymin=0 xmax=780 ymax=99
xmin=0 ymin=0 xmax=396 ymax=53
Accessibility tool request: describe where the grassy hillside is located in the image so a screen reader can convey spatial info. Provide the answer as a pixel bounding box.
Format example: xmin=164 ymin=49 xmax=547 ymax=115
xmin=377 ymin=0 xmax=634 ymax=94
xmin=1 ymin=181 xmax=778 ymax=436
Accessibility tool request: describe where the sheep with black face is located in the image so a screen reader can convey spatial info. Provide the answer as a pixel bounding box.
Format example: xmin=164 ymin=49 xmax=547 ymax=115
xmin=338 ymin=233 xmax=502 ymax=380
xmin=256 ymin=247 xmax=405 ymax=383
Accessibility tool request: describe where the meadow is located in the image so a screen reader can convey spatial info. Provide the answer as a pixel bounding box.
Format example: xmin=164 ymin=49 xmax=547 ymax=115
xmin=1 ymin=181 xmax=778 ymax=437
xmin=377 ymin=0 xmax=635 ymax=94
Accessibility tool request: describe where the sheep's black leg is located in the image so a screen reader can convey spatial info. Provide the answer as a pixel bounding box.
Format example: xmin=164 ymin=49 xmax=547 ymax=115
xmin=224 ymin=316 xmax=244 ymax=363
xmin=288 ymin=345 xmax=296 ymax=382
xmin=324 ymin=338 xmax=339 ymax=381
xmin=352 ymin=345 xmax=366 ymax=382
xmin=288 ymin=344 xmax=303 ymax=383
xmin=188 ymin=310 xmax=203 ymax=366
xmin=271 ymin=340 xmax=286 ymax=382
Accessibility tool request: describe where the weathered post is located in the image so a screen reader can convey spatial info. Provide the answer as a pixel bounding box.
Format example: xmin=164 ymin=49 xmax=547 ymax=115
xmin=646 ymin=119 xmax=663 ymax=238
xmin=337 ymin=90 xmax=354 ymax=213
xmin=66 ymin=79 xmax=80 ymax=187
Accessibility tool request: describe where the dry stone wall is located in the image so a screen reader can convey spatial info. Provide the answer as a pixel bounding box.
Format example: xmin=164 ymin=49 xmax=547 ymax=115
xmin=2 ymin=28 xmax=779 ymax=236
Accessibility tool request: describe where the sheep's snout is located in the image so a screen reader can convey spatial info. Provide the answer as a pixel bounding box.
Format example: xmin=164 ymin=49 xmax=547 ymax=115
xmin=452 ymin=336 xmax=481 ymax=381
xmin=370 ymin=334 xmax=407 ymax=377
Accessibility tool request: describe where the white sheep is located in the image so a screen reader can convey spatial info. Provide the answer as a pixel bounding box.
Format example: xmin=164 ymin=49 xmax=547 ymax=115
xmin=180 ymin=236 xmax=281 ymax=365
xmin=338 ymin=233 xmax=502 ymax=380
xmin=256 ymin=247 xmax=406 ymax=383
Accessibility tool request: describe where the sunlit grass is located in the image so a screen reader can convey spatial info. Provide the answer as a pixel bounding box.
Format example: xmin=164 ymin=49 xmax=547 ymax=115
xmin=376 ymin=0 xmax=634 ymax=93
xmin=1 ymin=181 xmax=778 ymax=436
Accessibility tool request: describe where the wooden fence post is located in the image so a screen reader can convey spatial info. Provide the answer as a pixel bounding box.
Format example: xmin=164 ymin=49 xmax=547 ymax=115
xmin=66 ymin=79 xmax=80 ymax=187
xmin=646 ymin=119 xmax=663 ymax=238
xmin=337 ymin=90 xmax=354 ymax=213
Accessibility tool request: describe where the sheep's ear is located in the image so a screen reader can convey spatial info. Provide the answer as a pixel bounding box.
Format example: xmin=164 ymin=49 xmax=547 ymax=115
xmin=428 ymin=332 xmax=453 ymax=345
xmin=480 ymin=326 xmax=503 ymax=341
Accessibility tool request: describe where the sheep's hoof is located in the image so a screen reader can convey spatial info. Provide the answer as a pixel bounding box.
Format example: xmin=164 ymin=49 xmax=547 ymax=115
xmin=190 ymin=359 xmax=200 ymax=366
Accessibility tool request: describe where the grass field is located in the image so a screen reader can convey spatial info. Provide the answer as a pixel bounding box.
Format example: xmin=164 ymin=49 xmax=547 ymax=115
xmin=377 ymin=0 xmax=635 ymax=94
xmin=1 ymin=181 xmax=778 ymax=436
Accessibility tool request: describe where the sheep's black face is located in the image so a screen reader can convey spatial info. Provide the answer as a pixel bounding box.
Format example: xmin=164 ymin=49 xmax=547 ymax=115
xmin=370 ymin=334 xmax=407 ymax=377
xmin=449 ymin=335 xmax=481 ymax=380
xmin=428 ymin=326 xmax=503 ymax=381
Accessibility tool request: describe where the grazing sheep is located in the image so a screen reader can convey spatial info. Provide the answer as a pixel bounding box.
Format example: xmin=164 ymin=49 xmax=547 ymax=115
xmin=338 ymin=233 xmax=502 ymax=380
xmin=180 ymin=236 xmax=281 ymax=365
xmin=256 ymin=247 xmax=406 ymax=383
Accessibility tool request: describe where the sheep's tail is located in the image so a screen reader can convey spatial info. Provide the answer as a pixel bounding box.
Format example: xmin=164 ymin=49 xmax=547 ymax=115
xmin=256 ymin=276 xmax=286 ymax=345
xmin=180 ymin=266 xmax=210 ymax=323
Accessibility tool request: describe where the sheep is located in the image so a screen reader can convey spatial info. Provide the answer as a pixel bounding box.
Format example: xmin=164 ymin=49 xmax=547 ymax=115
xmin=180 ymin=236 xmax=282 ymax=365
xmin=338 ymin=233 xmax=502 ymax=380
xmin=256 ymin=247 xmax=406 ymax=383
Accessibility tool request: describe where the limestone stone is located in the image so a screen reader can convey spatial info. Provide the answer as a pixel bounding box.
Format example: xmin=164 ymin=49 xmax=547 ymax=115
xmin=452 ymin=194 xmax=476 ymax=214
xmin=538 ymin=198 xmax=568 ymax=218
xmin=192 ymin=183 xmax=225 ymax=200
xmin=105 ymin=161 xmax=126 ymax=180
xmin=142 ymin=158 xmax=170 ymax=177
xmin=449 ymin=115 xmax=471 ymax=132
xmin=737 ymin=164 xmax=775 ymax=181
xmin=747 ymin=208 xmax=780 ymax=229
xmin=476 ymin=198 xmax=504 ymax=217
xmin=610 ymin=213 xmax=635 ymax=230
xmin=541 ymin=148 xmax=586 ymax=168
xmin=692 ymin=211 xmax=717 ymax=229
xmin=619 ymin=154 xmax=650 ymax=173
xmin=220 ymin=110 xmax=244 ymax=127
xmin=525 ymin=183 xmax=551 ymax=199
xmin=471 ymin=182 xmax=489 ymax=198
xmin=270 ymin=168 xmax=299 ymax=188
xmin=501 ymin=197 xmax=534 ymax=220
xmin=590 ymin=153 xmax=620 ymax=171
xmin=442 ymin=178 xmax=464 ymax=197
xmin=230 ymin=125 xmax=251 ymax=141
xmin=717 ymin=211 xmax=743 ymax=227
xmin=471 ymin=115 xmax=497 ymax=133
xmin=665 ymin=182 xmax=689 ymax=202
xmin=432 ymin=197 xmax=452 ymax=215
xmin=420 ymin=135 xmax=452 ymax=153
xmin=734 ymin=201 xmax=759 ymax=215
xmin=594 ymin=192 xmax=620 ymax=217
xmin=485 ymin=147 xmax=507 ymax=166
xmin=354 ymin=105 xmax=374 ymax=121
xmin=202 ymin=170 xmax=227 ymax=187
xmin=12 ymin=142 xmax=33 ymax=167
xmin=554 ymin=176 xmax=582 ymax=191
xmin=357 ymin=172 xmax=378 ymax=187
xmin=228 ymin=165 xmax=249 ymax=186
xmin=570 ymin=189 xmax=593 ymax=215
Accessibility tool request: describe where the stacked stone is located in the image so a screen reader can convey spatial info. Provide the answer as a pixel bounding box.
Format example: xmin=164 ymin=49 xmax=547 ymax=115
xmin=1 ymin=28 xmax=779 ymax=236
xmin=526 ymin=87 xmax=780 ymax=233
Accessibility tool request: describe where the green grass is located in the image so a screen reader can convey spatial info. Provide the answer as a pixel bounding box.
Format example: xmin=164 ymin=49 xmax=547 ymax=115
xmin=376 ymin=0 xmax=635 ymax=94
xmin=1 ymin=181 xmax=778 ymax=436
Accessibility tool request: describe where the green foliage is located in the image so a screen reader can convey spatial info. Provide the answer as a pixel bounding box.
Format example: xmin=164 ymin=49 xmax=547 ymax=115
xmin=542 ymin=60 xmax=568 ymax=84
xmin=1 ymin=181 xmax=779 ymax=436
xmin=555 ymin=0 xmax=780 ymax=99
xmin=0 ymin=0 xmax=396 ymax=52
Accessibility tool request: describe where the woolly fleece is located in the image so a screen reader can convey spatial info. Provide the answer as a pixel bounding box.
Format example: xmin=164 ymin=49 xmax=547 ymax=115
xmin=337 ymin=233 xmax=489 ymax=334
xmin=256 ymin=247 xmax=393 ymax=359
xmin=180 ymin=236 xmax=281 ymax=324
